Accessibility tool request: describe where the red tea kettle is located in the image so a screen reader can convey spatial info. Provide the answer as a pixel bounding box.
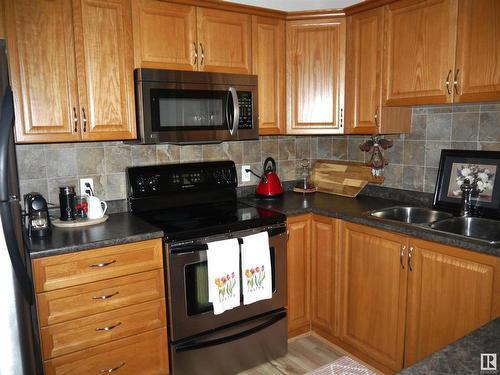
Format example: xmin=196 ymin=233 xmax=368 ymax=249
xmin=248 ymin=157 xmax=283 ymax=198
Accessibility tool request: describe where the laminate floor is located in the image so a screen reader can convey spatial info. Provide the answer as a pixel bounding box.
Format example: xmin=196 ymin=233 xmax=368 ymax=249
xmin=238 ymin=334 xmax=346 ymax=375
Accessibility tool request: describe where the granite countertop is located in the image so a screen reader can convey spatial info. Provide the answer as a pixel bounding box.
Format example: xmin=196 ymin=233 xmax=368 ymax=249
xmin=398 ymin=318 xmax=500 ymax=374
xmin=241 ymin=191 xmax=500 ymax=257
xmin=27 ymin=212 xmax=164 ymax=259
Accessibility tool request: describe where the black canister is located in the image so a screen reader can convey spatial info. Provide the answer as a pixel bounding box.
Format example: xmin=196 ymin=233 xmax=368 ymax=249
xmin=59 ymin=186 xmax=76 ymax=221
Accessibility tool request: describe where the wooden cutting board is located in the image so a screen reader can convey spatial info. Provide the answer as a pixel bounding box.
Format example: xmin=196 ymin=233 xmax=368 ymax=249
xmin=312 ymin=160 xmax=384 ymax=198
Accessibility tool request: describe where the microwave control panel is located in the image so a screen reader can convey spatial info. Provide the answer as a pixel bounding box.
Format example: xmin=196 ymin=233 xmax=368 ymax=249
xmin=238 ymin=92 xmax=253 ymax=129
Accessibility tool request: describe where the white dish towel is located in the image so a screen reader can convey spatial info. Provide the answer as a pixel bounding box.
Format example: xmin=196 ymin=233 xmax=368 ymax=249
xmin=241 ymin=231 xmax=272 ymax=305
xmin=207 ymin=238 xmax=241 ymax=315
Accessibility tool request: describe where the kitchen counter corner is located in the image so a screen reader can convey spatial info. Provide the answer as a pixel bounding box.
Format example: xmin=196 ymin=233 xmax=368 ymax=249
xmin=27 ymin=212 xmax=164 ymax=258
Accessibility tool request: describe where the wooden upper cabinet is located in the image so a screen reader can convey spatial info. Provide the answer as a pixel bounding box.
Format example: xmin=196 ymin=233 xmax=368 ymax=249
xmin=454 ymin=0 xmax=500 ymax=103
xmin=405 ymin=239 xmax=496 ymax=366
xmin=73 ymin=0 xmax=136 ymax=141
xmin=311 ymin=216 xmax=337 ymax=339
xmin=287 ymin=215 xmax=311 ymax=337
xmin=197 ymin=8 xmax=251 ymax=74
xmin=252 ymin=16 xmax=285 ymax=135
xmin=339 ymin=222 xmax=408 ymax=371
xmin=384 ymin=0 xmax=457 ymax=105
xmin=6 ymin=0 xmax=80 ymax=143
xmin=286 ymin=18 xmax=346 ymax=134
xmin=345 ymin=8 xmax=411 ymax=134
xmin=132 ymin=0 xmax=197 ymax=71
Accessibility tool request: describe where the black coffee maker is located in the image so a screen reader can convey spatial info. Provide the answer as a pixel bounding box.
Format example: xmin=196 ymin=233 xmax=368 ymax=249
xmin=24 ymin=192 xmax=51 ymax=238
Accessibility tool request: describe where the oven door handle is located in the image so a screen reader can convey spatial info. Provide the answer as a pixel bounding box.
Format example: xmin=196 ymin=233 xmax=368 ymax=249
xmin=226 ymin=87 xmax=239 ymax=136
xmin=174 ymin=310 xmax=286 ymax=352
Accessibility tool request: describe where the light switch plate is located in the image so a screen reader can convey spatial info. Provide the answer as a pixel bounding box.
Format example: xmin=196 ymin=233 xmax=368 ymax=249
xmin=242 ymin=165 xmax=251 ymax=182
xmin=79 ymin=178 xmax=94 ymax=196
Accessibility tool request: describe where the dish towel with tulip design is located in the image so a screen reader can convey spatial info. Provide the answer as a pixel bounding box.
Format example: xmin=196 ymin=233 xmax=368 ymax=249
xmin=241 ymin=231 xmax=272 ymax=305
xmin=207 ymin=238 xmax=240 ymax=315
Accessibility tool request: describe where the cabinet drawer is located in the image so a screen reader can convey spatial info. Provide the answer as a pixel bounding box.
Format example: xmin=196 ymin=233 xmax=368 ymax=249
xmin=37 ymin=269 xmax=165 ymax=326
xmin=32 ymin=239 xmax=163 ymax=292
xmin=41 ymin=299 xmax=166 ymax=359
xmin=44 ymin=328 xmax=169 ymax=375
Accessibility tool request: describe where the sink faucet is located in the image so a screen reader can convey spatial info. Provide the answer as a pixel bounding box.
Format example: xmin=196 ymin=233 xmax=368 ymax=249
xmin=460 ymin=178 xmax=476 ymax=217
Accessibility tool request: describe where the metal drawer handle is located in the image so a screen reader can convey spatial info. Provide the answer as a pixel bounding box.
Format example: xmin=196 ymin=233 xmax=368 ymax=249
xmin=90 ymin=260 xmax=116 ymax=268
xmin=95 ymin=322 xmax=122 ymax=332
xmin=408 ymin=246 xmax=414 ymax=271
xmin=92 ymin=291 xmax=119 ymax=300
xmin=100 ymin=362 xmax=125 ymax=373
xmin=374 ymin=106 xmax=379 ymax=127
xmin=400 ymin=245 xmax=406 ymax=269
xmin=193 ymin=42 xmax=198 ymax=65
xmin=200 ymin=43 xmax=205 ymax=65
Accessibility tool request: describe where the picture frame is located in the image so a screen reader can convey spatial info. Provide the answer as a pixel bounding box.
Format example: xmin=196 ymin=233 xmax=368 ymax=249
xmin=433 ymin=150 xmax=500 ymax=218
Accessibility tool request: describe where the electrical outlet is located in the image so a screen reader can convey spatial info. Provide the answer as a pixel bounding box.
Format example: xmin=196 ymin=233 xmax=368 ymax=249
xmin=242 ymin=165 xmax=251 ymax=182
xmin=79 ymin=178 xmax=94 ymax=196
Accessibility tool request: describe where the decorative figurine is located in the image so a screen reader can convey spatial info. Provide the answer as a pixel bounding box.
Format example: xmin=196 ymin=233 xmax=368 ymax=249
xmin=359 ymin=136 xmax=394 ymax=177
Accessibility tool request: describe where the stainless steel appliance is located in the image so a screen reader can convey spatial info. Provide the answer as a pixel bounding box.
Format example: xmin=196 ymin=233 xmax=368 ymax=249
xmin=0 ymin=39 xmax=42 ymax=374
xmin=134 ymin=69 xmax=258 ymax=144
xmin=127 ymin=161 xmax=287 ymax=375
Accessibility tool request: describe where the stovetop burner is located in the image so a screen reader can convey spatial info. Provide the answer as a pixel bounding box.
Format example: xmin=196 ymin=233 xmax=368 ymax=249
xmin=135 ymin=201 xmax=285 ymax=242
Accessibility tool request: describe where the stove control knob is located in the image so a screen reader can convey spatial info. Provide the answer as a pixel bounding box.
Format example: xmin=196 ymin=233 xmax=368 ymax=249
xmin=136 ymin=176 xmax=147 ymax=193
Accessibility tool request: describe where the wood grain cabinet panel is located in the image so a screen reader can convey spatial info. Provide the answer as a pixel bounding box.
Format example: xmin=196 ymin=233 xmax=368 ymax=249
xmin=252 ymin=16 xmax=285 ymax=135
xmin=404 ymin=240 xmax=496 ymax=366
xmin=6 ymin=0 xmax=80 ymax=143
xmin=339 ymin=222 xmax=408 ymax=371
xmin=197 ymin=8 xmax=251 ymax=74
xmin=32 ymin=239 xmax=163 ymax=293
xmin=311 ymin=215 xmax=337 ymax=339
xmin=287 ymin=214 xmax=311 ymax=337
xmin=132 ymin=0 xmax=197 ymax=70
xmin=36 ymin=269 xmax=165 ymax=326
xmin=286 ymin=18 xmax=345 ymax=134
xmin=73 ymin=0 xmax=136 ymax=141
xmin=454 ymin=0 xmax=500 ymax=103
xmin=345 ymin=8 xmax=410 ymax=134
xmin=41 ymin=299 xmax=166 ymax=359
xmin=44 ymin=328 xmax=169 ymax=375
xmin=384 ymin=0 xmax=457 ymax=105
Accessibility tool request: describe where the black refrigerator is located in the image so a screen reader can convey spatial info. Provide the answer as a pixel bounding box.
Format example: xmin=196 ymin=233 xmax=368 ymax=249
xmin=0 ymin=39 xmax=41 ymax=374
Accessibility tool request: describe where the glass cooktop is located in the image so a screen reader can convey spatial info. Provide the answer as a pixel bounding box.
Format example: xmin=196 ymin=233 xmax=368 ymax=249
xmin=136 ymin=201 xmax=286 ymax=242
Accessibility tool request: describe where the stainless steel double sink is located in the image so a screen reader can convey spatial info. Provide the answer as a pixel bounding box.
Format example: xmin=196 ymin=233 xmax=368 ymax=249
xmin=367 ymin=206 xmax=500 ymax=245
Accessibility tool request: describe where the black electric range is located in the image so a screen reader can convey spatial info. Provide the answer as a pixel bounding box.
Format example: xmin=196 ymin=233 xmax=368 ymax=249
xmin=127 ymin=161 xmax=286 ymax=243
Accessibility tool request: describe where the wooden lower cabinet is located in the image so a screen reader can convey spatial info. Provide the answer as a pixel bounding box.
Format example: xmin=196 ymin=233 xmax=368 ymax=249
xmin=404 ymin=239 xmax=497 ymax=366
xmin=287 ymin=215 xmax=500 ymax=374
xmin=32 ymin=239 xmax=169 ymax=374
xmin=44 ymin=328 xmax=168 ymax=375
xmin=339 ymin=221 xmax=408 ymax=372
xmin=311 ymin=215 xmax=338 ymax=339
xmin=287 ymin=214 xmax=311 ymax=336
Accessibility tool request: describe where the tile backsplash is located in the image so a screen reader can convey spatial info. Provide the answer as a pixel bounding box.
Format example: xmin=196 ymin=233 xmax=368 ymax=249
xmin=16 ymin=102 xmax=500 ymax=203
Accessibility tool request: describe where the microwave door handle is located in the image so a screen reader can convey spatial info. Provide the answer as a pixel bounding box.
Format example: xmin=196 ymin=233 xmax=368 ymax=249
xmin=227 ymin=87 xmax=239 ymax=136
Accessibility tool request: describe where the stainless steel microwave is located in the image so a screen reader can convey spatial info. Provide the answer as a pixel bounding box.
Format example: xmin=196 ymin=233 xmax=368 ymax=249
xmin=134 ymin=69 xmax=259 ymax=144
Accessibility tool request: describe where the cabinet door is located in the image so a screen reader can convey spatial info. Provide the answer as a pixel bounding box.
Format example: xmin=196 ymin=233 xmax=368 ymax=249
xmin=339 ymin=222 xmax=408 ymax=371
xmin=311 ymin=216 xmax=337 ymax=339
xmin=384 ymin=0 xmax=457 ymax=105
xmin=73 ymin=0 xmax=136 ymax=141
xmin=287 ymin=215 xmax=311 ymax=337
xmin=197 ymin=8 xmax=251 ymax=74
xmin=252 ymin=16 xmax=285 ymax=135
xmin=132 ymin=0 xmax=197 ymax=71
xmin=286 ymin=18 xmax=345 ymax=134
xmin=7 ymin=0 xmax=80 ymax=143
xmin=405 ymin=239 xmax=495 ymax=365
xmin=345 ymin=8 xmax=383 ymax=134
xmin=454 ymin=0 xmax=500 ymax=103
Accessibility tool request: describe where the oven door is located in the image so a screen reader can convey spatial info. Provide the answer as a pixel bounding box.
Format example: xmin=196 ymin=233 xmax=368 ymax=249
xmin=137 ymin=81 xmax=258 ymax=144
xmin=166 ymin=224 xmax=287 ymax=342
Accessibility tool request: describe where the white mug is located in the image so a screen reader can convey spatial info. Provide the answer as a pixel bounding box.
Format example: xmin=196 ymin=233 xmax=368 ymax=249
xmin=87 ymin=196 xmax=107 ymax=220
